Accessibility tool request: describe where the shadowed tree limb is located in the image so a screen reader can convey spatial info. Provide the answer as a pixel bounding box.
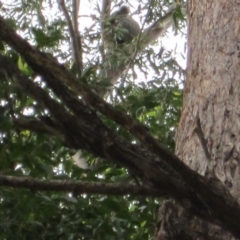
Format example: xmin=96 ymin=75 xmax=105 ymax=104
xmin=0 ymin=174 xmax=165 ymax=196
xmin=13 ymin=116 xmax=64 ymax=139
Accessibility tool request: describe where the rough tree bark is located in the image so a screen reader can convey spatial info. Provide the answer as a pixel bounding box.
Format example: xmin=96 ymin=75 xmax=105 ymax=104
xmin=155 ymin=0 xmax=240 ymax=239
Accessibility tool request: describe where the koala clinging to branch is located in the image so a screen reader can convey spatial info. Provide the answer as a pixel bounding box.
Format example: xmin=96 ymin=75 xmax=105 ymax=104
xmin=107 ymin=6 xmax=140 ymax=45
xmin=101 ymin=3 xmax=181 ymax=94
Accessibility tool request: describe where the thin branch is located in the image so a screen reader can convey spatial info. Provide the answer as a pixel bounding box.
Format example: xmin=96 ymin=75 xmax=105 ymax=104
xmin=72 ymin=0 xmax=83 ymax=73
xmin=72 ymin=0 xmax=80 ymax=31
xmin=59 ymin=0 xmax=82 ymax=77
xmin=141 ymin=5 xmax=176 ymax=47
xmin=100 ymin=0 xmax=112 ymax=65
xmin=0 ymin=174 xmax=164 ymax=196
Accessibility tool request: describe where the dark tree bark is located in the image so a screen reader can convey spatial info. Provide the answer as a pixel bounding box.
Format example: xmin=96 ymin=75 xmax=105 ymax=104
xmin=155 ymin=1 xmax=240 ymax=239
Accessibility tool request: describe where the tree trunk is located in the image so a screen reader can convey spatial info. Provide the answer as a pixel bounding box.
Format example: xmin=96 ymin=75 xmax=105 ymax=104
xmin=155 ymin=1 xmax=240 ymax=239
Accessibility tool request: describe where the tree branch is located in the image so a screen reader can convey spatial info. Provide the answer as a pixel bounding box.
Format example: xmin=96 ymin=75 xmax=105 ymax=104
xmin=59 ymin=0 xmax=82 ymax=77
xmin=13 ymin=116 xmax=64 ymax=139
xmin=0 ymin=174 xmax=164 ymax=196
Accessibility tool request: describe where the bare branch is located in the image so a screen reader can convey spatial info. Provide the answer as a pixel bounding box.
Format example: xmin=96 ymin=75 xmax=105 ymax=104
xmin=0 ymin=174 xmax=164 ymax=196
xmin=141 ymin=6 xmax=176 ymax=47
xmin=72 ymin=0 xmax=80 ymax=31
xmin=59 ymin=0 xmax=82 ymax=77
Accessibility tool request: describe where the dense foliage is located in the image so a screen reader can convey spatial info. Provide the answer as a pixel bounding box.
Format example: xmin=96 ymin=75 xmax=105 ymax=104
xmin=0 ymin=0 xmax=185 ymax=239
